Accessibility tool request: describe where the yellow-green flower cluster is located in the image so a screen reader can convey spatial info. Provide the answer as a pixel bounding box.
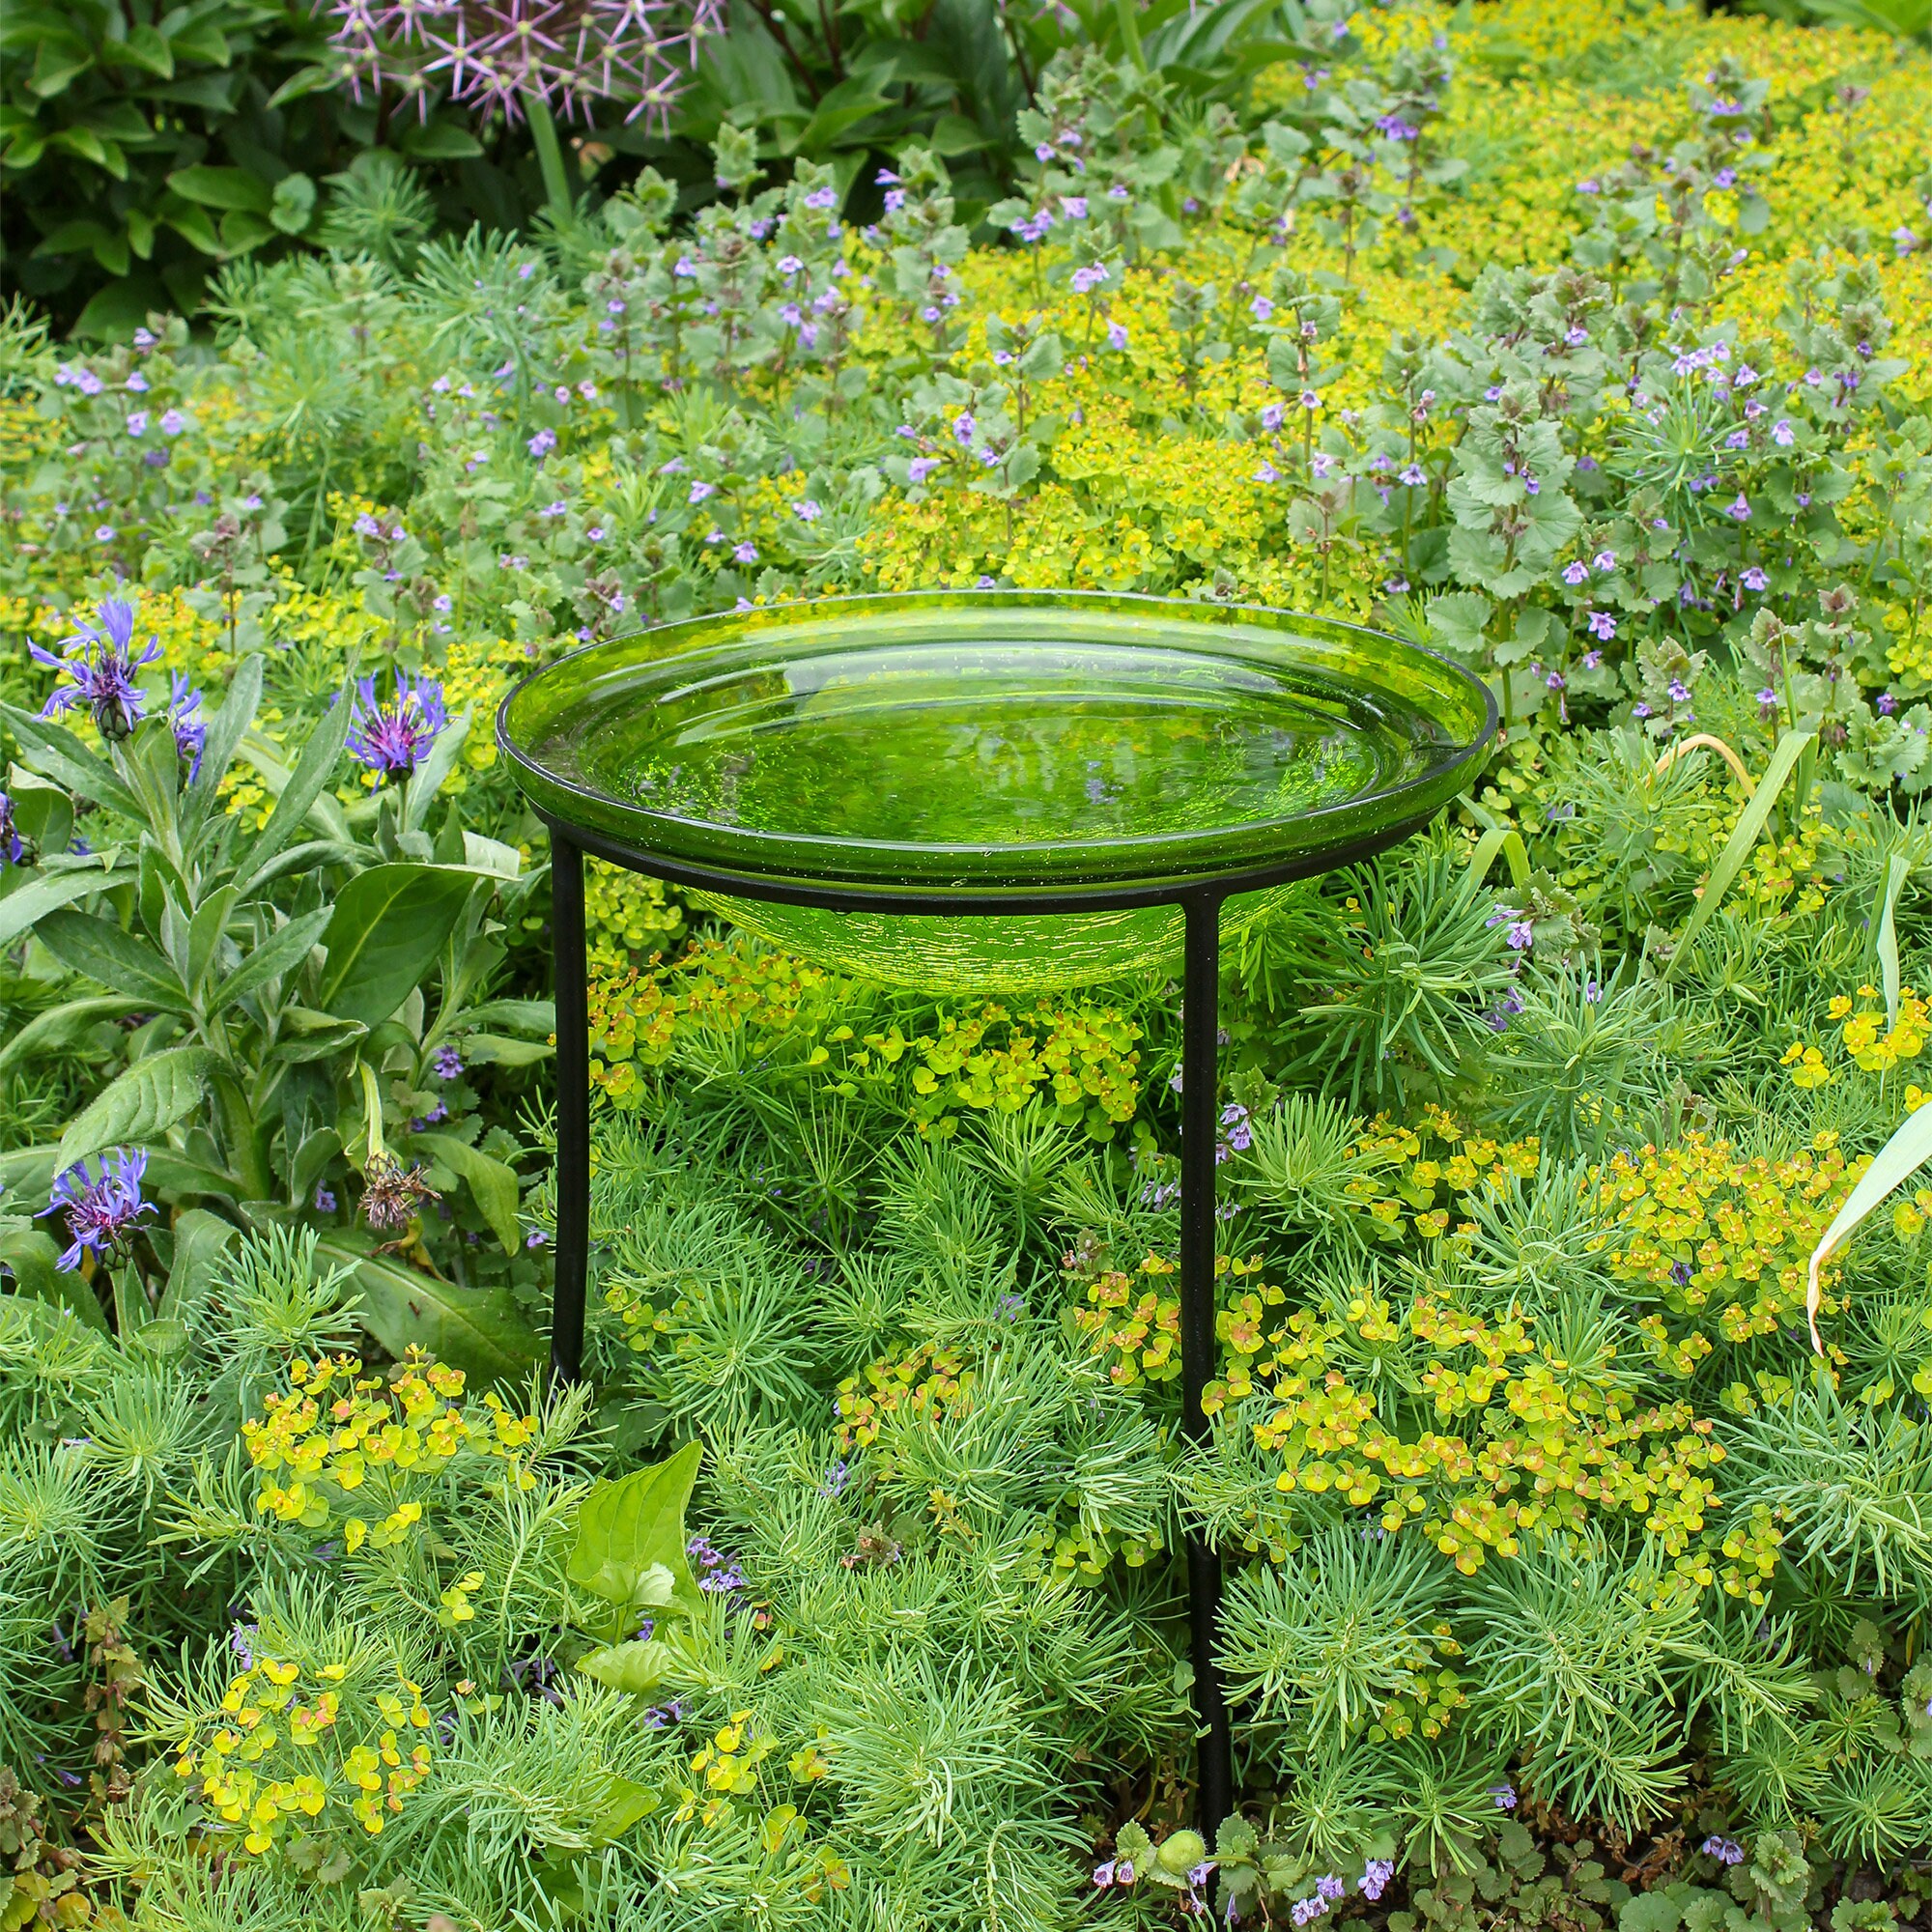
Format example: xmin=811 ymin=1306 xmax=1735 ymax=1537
xmin=1600 ymin=1130 xmax=1865 ymax=1365
xmin=242 ymin=1350 xmax=540 ymax=1555
xmin=171 ymin=1652 xmax=442 ymax=1854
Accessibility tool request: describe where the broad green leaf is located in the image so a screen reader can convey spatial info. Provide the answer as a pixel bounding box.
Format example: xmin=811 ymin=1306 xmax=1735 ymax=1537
xmin=57 ymin=1044 xmax=220 ymax=1170
xmin=0 ymin=1147 xmax=60 ymax=1208
xmin=575 ymin=1638 xmax=677 ymax=1696
xmin=315 ymin=865 xmax=476 ymax=1030
xmin=567 ymin=1440 xmax=704 ymax=1638
xmin=0 ymin=865 xmax=134 ymax=956
xmin=412 ymin=1129 xmax=522 ymax=1254
xmin=209 ymin=906 xmax=330 ymax=1011
xmin=159 ymin=1206 xmax=238 ymax=1320
xmin=465 ymin=998 xmax=556 ymax=1036
xmin=8 ymin=773 xmax=73 ymax=855
xmin=463 ymin=1033 xmax=554 ymax=1067
xmin=0 ymin=1225 xmax=105 ymax=1331
xmin=0 ymin=995 xmax=143 ymax=1076
xmin=167 ymin=164 xmax=270 ymax=213
xmin=1806 ymin=1099 xmax=1932 ymax=1351
xmin=191 ymin=652 xmax=262 ymax=807
xmin=316 ymin=1233 xmax=539 ymax=1388
xmin=0 ymin=703 xmax=141 ymax=818
xmin=37 ymin=909 xmax=189 ymax=1008
xmin=239 ymin=691 xmax=351 ymax=886
xmin=1664 ymin=730 xmax=1815 ymax=983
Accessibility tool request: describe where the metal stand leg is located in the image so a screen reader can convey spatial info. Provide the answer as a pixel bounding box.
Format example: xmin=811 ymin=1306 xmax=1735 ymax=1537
xmin=550 ymin=829 xmax=590 ymax=1390
xmin=1179 ymin=890 xmax=1234 ymax=1833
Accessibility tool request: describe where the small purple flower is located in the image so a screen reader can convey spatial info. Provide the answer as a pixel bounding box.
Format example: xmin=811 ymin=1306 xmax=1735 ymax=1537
xmin=1400 ymin=462 xmax=1426 ymax=485
xmin=1726 ymin=494 xmax=1751 ymax=522
xmin=1361 ymin=1860 xmax=1395 ymax=1901
xmin=1667 ymin=678 xmax=1691 ymax=702
xmin=1742 ymin=565 xmax=1768 ymax=591
xmin=43 ymin=1149 xmax=156 ymax=1271
xmin=1489 ymin=1782 xmax=1518 ymax=1810
xmin=314 ymin=1186 xmax=337 ymax=1213
xmin=127 ymin=411 xmax=149 ymax=438
xmin=526 ymin=1228 xmax=547 ymax=1248
xmin=230 ymin=1623 xmax=257 ymax=1668
xmin=907 ymin=457 xmax=938 ymax=485
xmin=347 ymin=672 xmax=447 ymax=782
xmin=1107 ymin=321 xmax=1128 ymax=351
xmin=1292 ymin=1898 xmax=1329 ymax=1926
xmin=32 ymin=596 xmax=160 ymax=740
xmin=1772 ymin=418 xmax=1795 ymax=446
xmin=167 ymin=674 xmax=206 ymax=781
xmin=527 ymin=427 xmax=556 ymax=458
xmin=1702 ymin=1836 xmax=1745 ymax=1865
xmin=1299 ymin=388 xmax=1321 ymax=410
xmin=1670 ymin=1260 xmax=1693 ymax=1287
xmin=1093 ymin=1861 xmax=1118 ymax=1888
xmin=1072 ymin=264 xmax=1108 ymax=295
xmin=1879 ymin=693 xmax=1898 ymax=716
xmin=952 ymin=412 xmax=976 ymax=446
xmin=1587 ymin=611 xmax=1617 ymax=641
xmin=688 ymin=1534 xmax=746 ymax=1593
xmin=433 ymin=1045 xmax=464 ymax=1082
xmin=1563 ymin=560 xmax=1589 ymax=585
xmin=733 ymin=540 xmax=758 ymax=564
xmin=792 ymin=498 xmax=822 ymax=522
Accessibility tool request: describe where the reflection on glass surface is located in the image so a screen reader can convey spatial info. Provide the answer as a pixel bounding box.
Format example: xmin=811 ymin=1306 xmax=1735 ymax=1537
xmin=498 ymin=592 xmax=1495 ymax=989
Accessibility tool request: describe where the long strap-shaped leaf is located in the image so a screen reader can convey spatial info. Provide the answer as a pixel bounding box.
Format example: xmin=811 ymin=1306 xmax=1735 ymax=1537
xmin=1652 ymin=732 xmax=1754 ymax=791
xmin=1663 ymin=728 xmax=1815 ymax=984
xmin=1875 ymin=851 xmax=1912 ymax=1031
xmin=1468 ymin=825 xmax=1530 ymax=893
xmin=1806 ymin=1098 xmax=1932 ymax=1351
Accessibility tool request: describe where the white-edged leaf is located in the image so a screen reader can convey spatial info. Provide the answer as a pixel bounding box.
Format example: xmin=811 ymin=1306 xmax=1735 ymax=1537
xmin=1806 ymin=1099 xmax=1932 ymax=1351
xmin=1876 ymin=852 xmax=1911 ymax=1032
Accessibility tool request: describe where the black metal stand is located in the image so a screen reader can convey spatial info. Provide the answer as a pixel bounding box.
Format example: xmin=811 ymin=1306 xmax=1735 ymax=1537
xmin=537 ymin=809 xmax=1436 ymax=1833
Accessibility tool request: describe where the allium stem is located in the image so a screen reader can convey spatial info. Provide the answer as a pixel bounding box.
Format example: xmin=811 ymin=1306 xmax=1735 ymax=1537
xmin=526 ymin=91 xmax=575 ymax=221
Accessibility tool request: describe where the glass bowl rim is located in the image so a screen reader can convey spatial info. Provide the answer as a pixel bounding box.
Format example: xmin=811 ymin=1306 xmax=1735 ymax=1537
xmin=495 ymin=588 xmax=1499 ymax=892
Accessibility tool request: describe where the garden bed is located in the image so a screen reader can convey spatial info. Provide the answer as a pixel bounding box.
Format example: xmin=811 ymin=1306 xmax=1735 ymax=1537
xmin=3 ymin=1 xmax=1932 ymax=1926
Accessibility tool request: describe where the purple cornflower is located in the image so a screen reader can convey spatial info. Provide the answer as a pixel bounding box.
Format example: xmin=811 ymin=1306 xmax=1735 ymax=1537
xmin=1361 ymin=1860 xmax=1395 ymax=1901
xmin=168 ymin=673 xmax=206 ymax=780
xmin=43 ymin=1149 xmax=156 ymax=1271
xmin=347 ymin=672 xmax=447 ymax=781
xmin=32 ymin=596 xmax=161 ymax=740
xmin=1702 ymin=1836 xmax=1745 ymax=1865
xmin=433 ymin=1044 xmax=464 ymax=1081
xmin=0 ymin=794 xmax=21 ymax=866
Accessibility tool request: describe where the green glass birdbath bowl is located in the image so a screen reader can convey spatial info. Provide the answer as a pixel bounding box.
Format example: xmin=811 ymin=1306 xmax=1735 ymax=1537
xmin=497 ymin=591 xmax=1495 ymax=991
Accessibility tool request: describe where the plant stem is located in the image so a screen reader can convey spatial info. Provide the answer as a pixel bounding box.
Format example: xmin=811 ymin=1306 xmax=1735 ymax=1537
xmin=525 ymin=93 xmax=574 ymax=224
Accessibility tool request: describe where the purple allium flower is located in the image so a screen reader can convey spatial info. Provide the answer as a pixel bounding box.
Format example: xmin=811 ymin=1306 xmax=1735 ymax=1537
xmin=1702 ymin=1836 xmax=1745 ymax=1865
xmin=1587 ymin=611 xmax=1617 ymax=641
xmin=329 ymin=0 xmax=721 ymax=134
xmin=1489 ymin=1782 xmax=1518 ymax=1810
xmin=347 ymin=671 xmax=447 ymax=781
xmin=32 ymin=596 xmax=161 ymax=741
xmin=43 ymin=1149 xmax=156 ymax=1271
xmin=168 ymin=673 xmax=206 ymax=781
